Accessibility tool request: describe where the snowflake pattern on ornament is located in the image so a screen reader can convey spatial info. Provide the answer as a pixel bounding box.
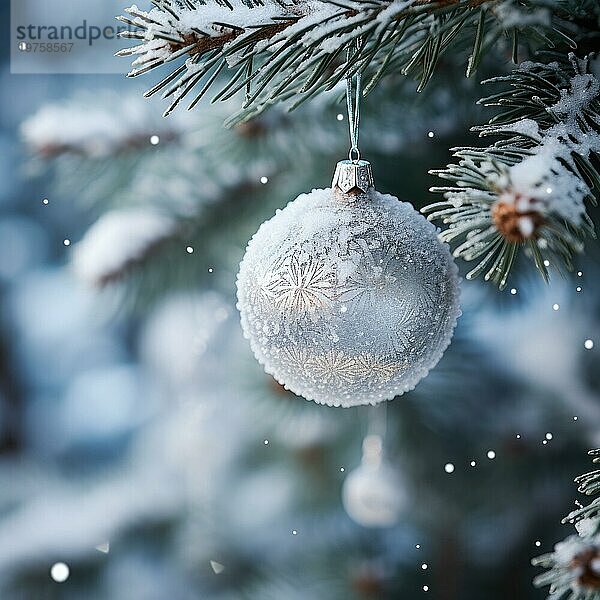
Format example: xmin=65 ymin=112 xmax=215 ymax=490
xmin=340 ymin=257 xmax=419 ymax=355
xmin=354 ymin=353 xmax=406 ymax=383
xmin=280 ymin=347 xmax=311 ymax=373
xmin=263 ymin=253 xmax=337 ymax=313
xmin=237 ymin=187 xmax=461 ymax=407
xmin=305 ymin=349 xmax=359 ymax=386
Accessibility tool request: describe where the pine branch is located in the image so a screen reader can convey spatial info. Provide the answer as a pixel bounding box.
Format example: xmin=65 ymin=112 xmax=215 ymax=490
xmin=422 ymin=53 xmax=600 ymax=289
xmin=71 ymin=208 xmax=181 ymax=288
xmin=116 ymin=0 xmax=566 ymax=121
xmin=21 ymin=92 xmax=186 ymax=159
xmin=20 ymin=90 xmax=342 ymax=211
xmin=532 ymin=450 xmax=600 ymax=600
xmin=566 ymin=449 xmax=600 ymax=530
xmin=19 ymin=92 xmax=200 ymax=207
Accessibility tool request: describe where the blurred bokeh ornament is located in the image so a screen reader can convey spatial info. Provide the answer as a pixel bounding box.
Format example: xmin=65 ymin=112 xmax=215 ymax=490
xmin=342 ymin=434 xmax=406 ymax=527
xmin=236 ymin=158 xmax=460 ymax=407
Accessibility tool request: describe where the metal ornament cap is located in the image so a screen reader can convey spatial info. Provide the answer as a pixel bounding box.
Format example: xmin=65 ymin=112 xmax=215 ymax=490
xmin=332 ymin=159 xmax=374 ymax=195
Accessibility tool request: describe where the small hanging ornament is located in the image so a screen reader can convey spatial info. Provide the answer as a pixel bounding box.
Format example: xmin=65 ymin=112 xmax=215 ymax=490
xmin=236 ymin=47 xmax=460 ymax=407
xmin=342 ymin=434 xmax=406 ymax=527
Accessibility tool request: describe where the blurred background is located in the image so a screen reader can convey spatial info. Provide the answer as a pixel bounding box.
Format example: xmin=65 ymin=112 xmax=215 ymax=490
xmin=1 ymin=1 xmax=599 ymax=599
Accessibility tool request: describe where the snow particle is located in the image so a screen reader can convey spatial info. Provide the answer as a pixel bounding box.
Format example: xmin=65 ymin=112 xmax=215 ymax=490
xmin=42 ymin=198 xmax=49 ymax=205
xmin=543 ymin=260 xmax=550 ymax=267
xmin=150 ymin=135 xmax=160 ymax=145
xmin=336 ymin=114 xmax=344 ymax=121
xmin=444 ymin=463 xmax=455 ymax=474
xmin=340 ymin=467 xmax=345 ymax=472
xmin=63 ymin=239 xmax=71 ymax=246
xmin=542 ymin=440 xmax=548 ymax=445
xmin=95 ymin=542 xmax=110 ymax=554
xmin=574 ymin=416 xmax=578 ymax=421
xmin=470 ymin=460 xmax=476 ymax=467
xmin=423 ymin=585 xmax=429 ymax=592
xmin=416 ymin=544 xmax=421 ymax=549
xmin=427 ymin=131 xmax=435 ymax=138
xmin=510 ymin=288 xmax=517 ymax=295
xmin=535 ymin=540 xmax=541 ymax=547
xmin=584 ymin=339 xmax=594 ymax=350
xmin=552 ymin=303 xmax=560 ymax=311
xmin=186 ymin=246 xmax=194 ymax=254
xmin=50 ymin=562 xmax=70 ymax=583
xmin=292 ymin=530 xmax=298 ymax=536
xmin=263 ymin=439 xmax=269 ymax=445
xmin=516 ymin=434 xmax=521 ymax=439
xmin=421 ymin=563 xmax=428 ymax=570
xmin=208 ymin=267 xmax=214 ymax=273
xmin=545 ymin=187 xmax=552 ymax=194
xmin=545 ymin=433 xmax=553 ymax=440
xmin=487 ymin=450 xmax=496 ymax=460
xmin=210 ymin=560 xmax=225 ymax=574
xmin=260 ymin=176 xmax=269 ymax=185
xmin=577 ymin=271 xmax=583 ymax=277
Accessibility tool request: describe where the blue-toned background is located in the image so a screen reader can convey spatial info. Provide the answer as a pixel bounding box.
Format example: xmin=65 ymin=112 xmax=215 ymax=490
xmin=0 ymin=2 xmax=598 ymax=598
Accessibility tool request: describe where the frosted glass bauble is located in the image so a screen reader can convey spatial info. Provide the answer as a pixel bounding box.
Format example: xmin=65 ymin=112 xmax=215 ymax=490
xmin=342 ymin=461 xmax=405 ymax=527
xmin=236 ymin=186 xmax=460 ymax=407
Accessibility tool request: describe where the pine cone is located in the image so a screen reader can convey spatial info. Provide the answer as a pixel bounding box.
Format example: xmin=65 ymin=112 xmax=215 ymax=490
xmin=571 ymin=547 xmax=600 ymax=589
xmin=492 ymin=197 xmax=544 ymax=243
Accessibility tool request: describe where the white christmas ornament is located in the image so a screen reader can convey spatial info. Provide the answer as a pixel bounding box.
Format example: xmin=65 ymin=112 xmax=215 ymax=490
xmin=342 ymin=434 xmax=406 ymax=527
xmin=236 ymin=160 xmax=460 ymax=407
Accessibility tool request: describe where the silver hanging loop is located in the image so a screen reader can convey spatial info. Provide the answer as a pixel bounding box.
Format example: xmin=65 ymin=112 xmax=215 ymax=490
xmin=345 ymin=42 xmax=362 ymax=164
xmin=348 ymin=146 xmax=361 ymax=163
xmin=332 ymin=40 xmax=374 ymax=198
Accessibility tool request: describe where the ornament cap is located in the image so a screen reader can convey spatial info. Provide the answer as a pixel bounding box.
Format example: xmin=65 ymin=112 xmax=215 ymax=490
xmin=332 ymin=159 xmax=374 ymax=195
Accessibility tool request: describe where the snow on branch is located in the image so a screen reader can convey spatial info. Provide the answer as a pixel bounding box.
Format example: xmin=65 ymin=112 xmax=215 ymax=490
xmin=423 ymin=54 xmax=600 ymax=289
xmin=532 ymin=450 xmax=600 ymax=599
xmin=116 ymin=0 xmax=565 ymax=121
xmin=21 ymin=92 xmax=191 ymax=159
xmin=71 ymin=209 xmax=179 ymax=287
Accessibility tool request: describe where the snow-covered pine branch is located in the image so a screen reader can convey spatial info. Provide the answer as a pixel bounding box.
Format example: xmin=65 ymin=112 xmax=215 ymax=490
xmin=532 ymin=449 xmax=600 ymax=599
xmin=116 ymin=0 xmax=567 ymax=122
xmin=71 ymin=209 xmax=179 ymax=287
xmin=568 ymin=450 xmax=600 ymax=527
xmin=20 ymin=89 xmax=332 ymax=213
xmin=423 ymin=54 xmax=600 ymax=289
xmin=21 ymin=92 xmax=190 ymax=159
xmin=20 ymin=91 xmax=215 ymax=210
